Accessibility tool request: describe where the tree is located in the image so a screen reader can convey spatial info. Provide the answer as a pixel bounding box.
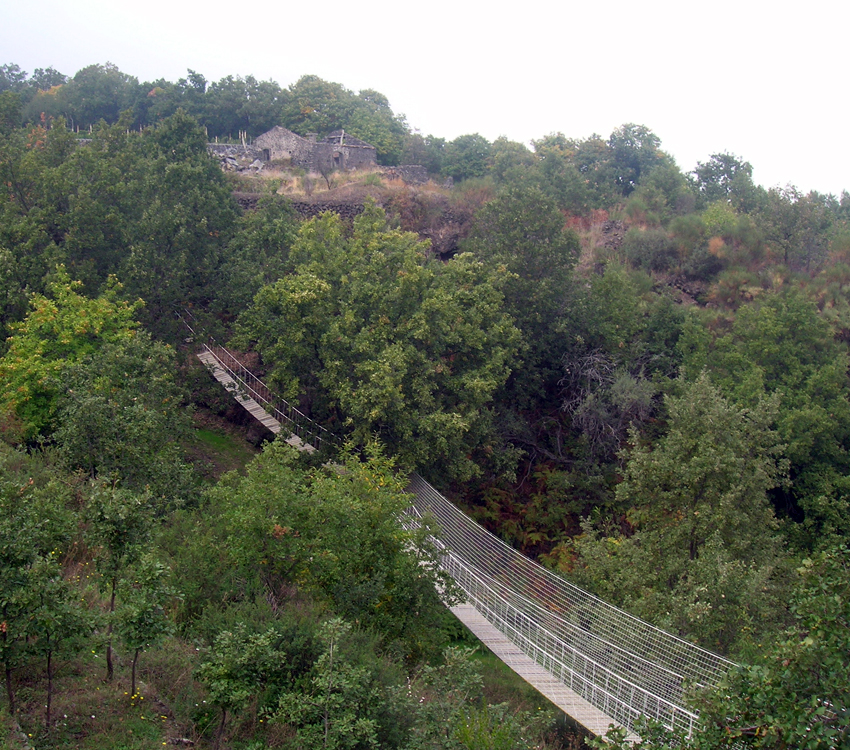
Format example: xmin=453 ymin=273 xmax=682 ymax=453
xmin=0 ymin=266 xmax=140 ymax=440
xmin=0 ymin=446 xmax=75 ymax=715
xmin=692 ymin=152 xmax=756 ymax=208
xmin=570 ymin=375 xmax=788 ymax=653
xmin=273 ymin=618 xmax=383 ymax=750
xmin=590 ymin=544 xmax=850 ymax=750
xmin=215 ymin=193 xmax=300 ymax=316
xmin=58 ymin=63 xmax=142 ymax=129
xmin=756 ymin=186 xmax=833 ymax=271
xmin=607 ymin=123 xmax=666 ymax=196
xmin=85 ymin=487 xmax=154 ymax=681
xmin=462 ymin=183 xmax=579 ymax=403
xmin=24 ymin=553 xmax=91 ymax=729
xmin=117 ymin=555 xmax=179 ymax=697
xmin=197 ymin=624 xmax=288 ymax=750
xmin=208 ymin=440 xmax=454 ymax=659
xmin=679 ymin=290 xmax=850 ymax=545
xmin=0 ymin=64 xmax=28 ymax=94
xmin=120 ymin=111 xmax=238 ymax=330
xmin=235 ymin=203 xmax=521 ymax=481
xmin=52 ymin=332 xmax=197 ymax=504
xmin=442 ymin=134 xmax=492 ymax=181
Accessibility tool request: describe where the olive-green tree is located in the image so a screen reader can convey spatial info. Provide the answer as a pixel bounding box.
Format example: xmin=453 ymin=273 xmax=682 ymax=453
xmin=235 ymin=203 xmax=521 ymax=481
xmin=85 ymin=487 xmax=154 ymax=681
xmin=570 ymin=375 xmax=789 ymax=654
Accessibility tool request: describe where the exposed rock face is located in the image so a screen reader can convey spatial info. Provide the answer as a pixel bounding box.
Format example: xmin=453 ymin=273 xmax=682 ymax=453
xmin=379 ymin=165 xmax=428 ymax=184
xmin=231 ymin=191 xmax=473 ymax=258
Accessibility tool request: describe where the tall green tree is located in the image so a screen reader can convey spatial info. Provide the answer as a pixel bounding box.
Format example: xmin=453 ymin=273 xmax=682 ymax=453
xmin=570 ymin=375 xmax=788 ymax=653
xmin=52 ymin=332 xmax=197 ymax=504
xmin=85 ymin=487 xmax=154 ymax=681
xmin=442 ymin=134 xmax=492 ymax=181
xmin=0 ymin=446 xmax=76 ymax=714
xmin=117 ymin=554 xmax=179 ymax=697
xmin=679 ymin=291 xmax=850 ymax=545
xmin=208 ymin=440 xmax=454 ymax=659
xmin=235 ymin=204 xmax=521 ymax=481
xmin=462 ymin=183 xmax=579 ymax=403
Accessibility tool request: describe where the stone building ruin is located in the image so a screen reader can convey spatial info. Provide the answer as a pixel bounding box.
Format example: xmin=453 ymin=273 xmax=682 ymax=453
xmin=252 ymin=126 xmax=377 ymax=172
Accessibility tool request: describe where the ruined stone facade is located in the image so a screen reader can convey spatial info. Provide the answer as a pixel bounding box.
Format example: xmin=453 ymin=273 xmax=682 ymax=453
xmin=252 ymin=127 xmax=377 ymax=172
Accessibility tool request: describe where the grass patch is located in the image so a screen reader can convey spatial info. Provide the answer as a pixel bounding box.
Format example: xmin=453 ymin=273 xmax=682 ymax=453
xmin=186 ymin=425 xmax=259 ymax=480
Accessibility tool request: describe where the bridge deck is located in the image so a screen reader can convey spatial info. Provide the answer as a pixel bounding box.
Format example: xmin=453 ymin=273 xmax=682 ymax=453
xmin=197 ymin=350 xmax=312 ymax=452
xmin=451 ymin=603 xmax=636 ymax=741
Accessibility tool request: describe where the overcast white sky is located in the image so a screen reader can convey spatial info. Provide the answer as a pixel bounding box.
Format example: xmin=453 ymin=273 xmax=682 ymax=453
xmin=4 ymin=0 xmax=847 ymax=196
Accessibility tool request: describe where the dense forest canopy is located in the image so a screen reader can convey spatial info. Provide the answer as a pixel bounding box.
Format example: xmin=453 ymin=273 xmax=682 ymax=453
xmin=1 ymin=60 xmax=848 ymax=749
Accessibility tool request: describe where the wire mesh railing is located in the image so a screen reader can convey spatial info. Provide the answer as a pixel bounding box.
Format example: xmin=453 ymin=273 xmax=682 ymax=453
xmin=200 ymin=343 xmax=339 ymax=451
xmin=406 ymin=474 xmax=736 ymax=738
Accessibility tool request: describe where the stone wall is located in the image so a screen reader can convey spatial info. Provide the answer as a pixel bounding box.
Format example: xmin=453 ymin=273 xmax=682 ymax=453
xmin=232 ymin=192 xmax=365 ymax=220
xmin=208 ymin=143 xmax=268 ymax=172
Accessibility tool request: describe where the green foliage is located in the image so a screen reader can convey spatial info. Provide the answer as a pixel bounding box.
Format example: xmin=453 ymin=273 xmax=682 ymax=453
xmin=197 ymin=623 xmax=290 ymax=748
xmin=462 ymin=183 xmax=579 ymax=403
xmin=407 ymin=646 xmax=551 ymax=750
xmin=272 ymin=618 xmax=388 ymax=750
xmin=0 ymin=112 xmax=237 ymax=340
xmin=570 ymin=375 xmax=789 ymax=653
xmin=279 ymin=75 xmax=407 ymax=164
xmin=443 ymin=134 xmax=492 ymax=182
xmin=692 ymin=152 xmax=759 ymax=210
xmin=401 ymin=132 xmax=446 ymax=175
xmin=0 ymin=445 xmax=76 ymax=713
xmin=0 ymin=267 xmax=140 ymax=439
xmin=215 ymin=193 xmax=300 ymax=316
xmin=117 ymin=554 xmax=181 ymax=696
xmin=679 ymin=290 xmax=850 ymax=545
xmin=590 ymin=544 xmax=850 ymax=750
xmin=756 ymin=186 xmax=834 ymax=271
xmin=607 ymin=123 xmax=666 ymax=196
xmin=52 ymin=332 xmax=197 ymax=503
xmin=204 ymin=440 xmax=454 ymax=660
xmin=235 ymin=203 xmax=521 ymax=481
xmin=85 ymin=486 xmax=155 ymax=680
xmin=622 ymin=227 xmax=679 ymax=272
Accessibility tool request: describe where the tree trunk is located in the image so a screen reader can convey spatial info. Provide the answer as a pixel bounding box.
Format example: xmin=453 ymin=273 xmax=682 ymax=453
xmin=214 ymin=708 xmax=227 ymax=750
xmin=106 ymin=578 xmax=116 ymax=681
xmin=45 ymin=649 xmax=53 ymax=729
xmin=3 ymin=660 xmax=14 ymax=717
xmin=2 ymin=619 xmax=15 ymax=716
xmin=131 ymin=648 xmax=140 ymax=698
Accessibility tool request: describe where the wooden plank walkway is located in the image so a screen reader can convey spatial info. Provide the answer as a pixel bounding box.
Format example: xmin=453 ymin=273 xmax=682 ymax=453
xmin=451 ymin=603 xmax=638 ymax=741
xmin=197 ymin=350 xmax=314 ymax=453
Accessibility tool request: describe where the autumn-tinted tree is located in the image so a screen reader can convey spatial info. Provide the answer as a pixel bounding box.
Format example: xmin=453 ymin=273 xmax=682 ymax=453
xmin=0 ymin=267 xmax=140 ymax=440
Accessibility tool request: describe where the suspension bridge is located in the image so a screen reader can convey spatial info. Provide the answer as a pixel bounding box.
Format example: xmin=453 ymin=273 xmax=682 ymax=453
xmin=197 ymin=341 xmax=737 ymax=742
